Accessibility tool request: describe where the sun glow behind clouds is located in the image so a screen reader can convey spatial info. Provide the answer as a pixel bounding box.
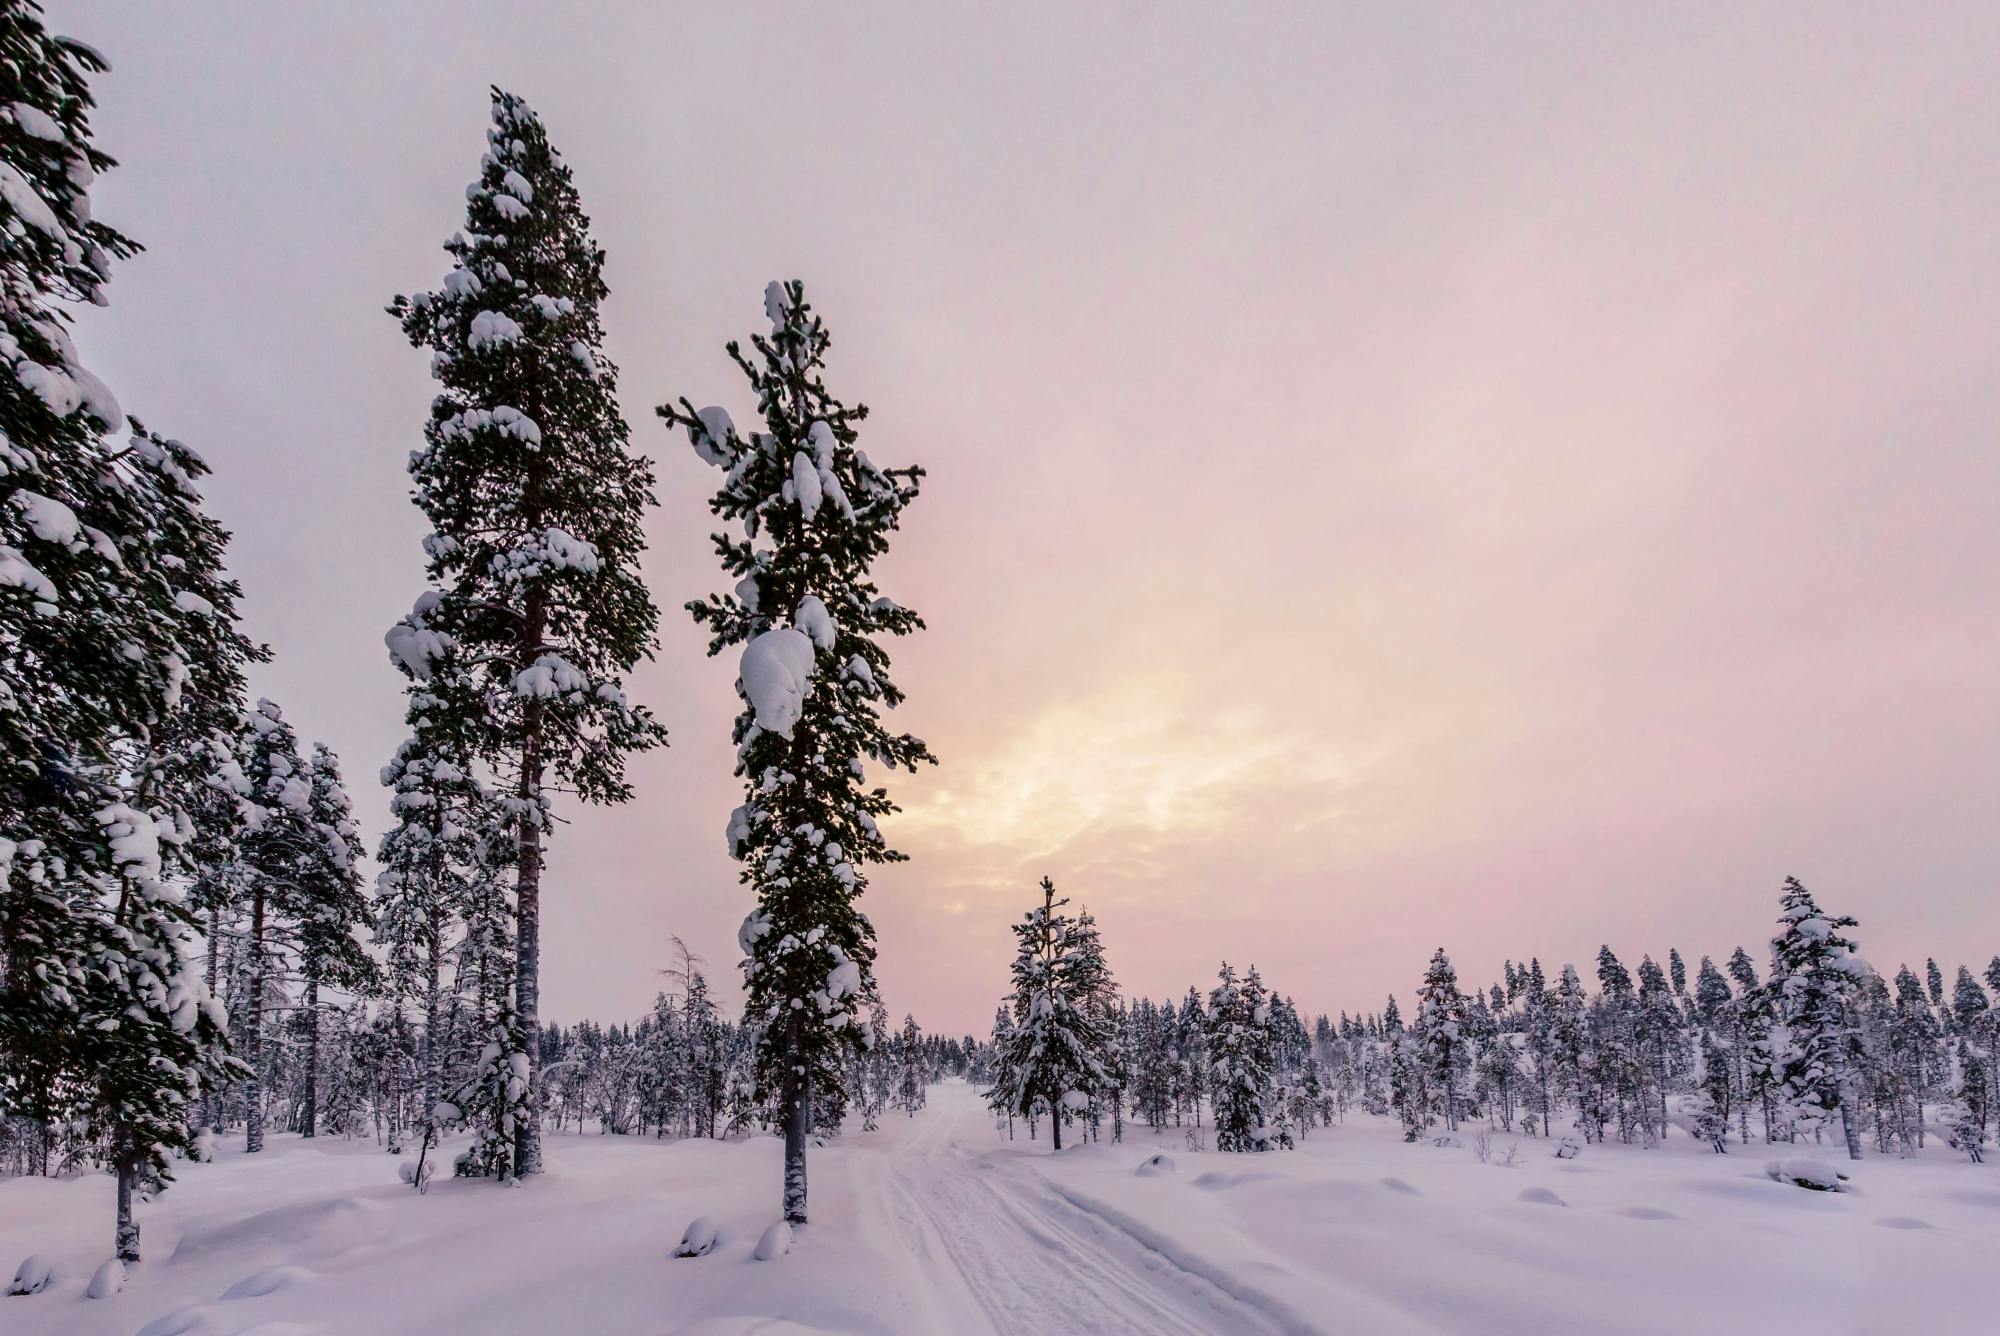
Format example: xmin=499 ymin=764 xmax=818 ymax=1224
xmin=898 ymin=671 xmax=1371 ymax=869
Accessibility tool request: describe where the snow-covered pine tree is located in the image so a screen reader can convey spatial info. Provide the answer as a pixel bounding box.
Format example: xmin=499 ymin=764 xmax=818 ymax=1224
xmin=1888 ymin=964 xmax=1940 ymax=1151
xmin=672 ymin=940 xmax=726 ymax=1139
xmin=0 ymin=3 xmax=163 ymax=1179
xmin=1070 ymin=904 xmax=1120 ymax=1141
xmin=1950 ymin=964 xmax=1989 ymax=1039
xmin=1727 ymin=946 xmax=1774 ymax=1142
xmin=1635 ymin=954 xmax=1679 ymax=1142
xmin=439 ymin=807 xmax=528 ymax=1177
xmin=1593 ymin=945 xmax=1645 ymax=1143
xmin=660 ymin=280 xmax=932 ymax=1222
xmin=388 ymin=89 xmax=668 ymax=1178
xmin=1549 ymin=964 xmax=1599 ymax=1141
xmin=896 ymin=1013 xmax=926 ymax=1116
xmin=1208 ymin=962 xmax=1286 ymax=1151
xmin=857 ymin=1001 xmax=891 ymax=1132
xmin=1693 ymin=1030 xmax=1733 ymax=1153
xmin=234 ymin=701 xmax=315 ymax=1153
xmin=82 ymin=420 xmax=263 ymax=1259
xmin=1174 ymin=985 xmax=1207 ymax=1128
xmin=1945 ymin=1041 xmax=1988 ymax=1164
xmin=295 ymin=745 xmax=375 ymax=1137
xmin=373 ymin=715 xmax=490 ymax=1161
xmin=987 ymin=879 xmax=1111 ymax=1152
xmin=1414 ymin=948 xmax=1468 ymax=1132
xmin=1388 ymin=1029 xmax=1431 ymax=1142
xmin=1768 ymin=877 xmax=1867 ymax=1159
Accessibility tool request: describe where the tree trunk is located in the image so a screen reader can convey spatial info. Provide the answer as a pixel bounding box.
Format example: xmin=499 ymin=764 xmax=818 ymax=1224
xmin=514 ymin=700 xmax=546 ymax=1177
xmin=782 ymin=1029 xmax=809 ymax=1224
xmin=421 ymin=916 xmax=444 ymax=1136
xmin=245 ymin=885 xmax=266 ymax=1154
xmin=1839 ymin=1078 xmax=1863 ymax=1161
xmin=1051 ymin=1105 xmax=1063 ymax=1151
xmin=114 ymin=1130 xmax=139 ymax=1263
xmin=202 ymin=904 xmax=223 ymax=1134
xmin=301 ymin=974 xmax=320 ymax=1138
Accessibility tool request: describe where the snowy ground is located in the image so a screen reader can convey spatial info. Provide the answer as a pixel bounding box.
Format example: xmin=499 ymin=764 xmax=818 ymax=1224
xmin=4 ymin=1081 xmax=1994 ymax=1335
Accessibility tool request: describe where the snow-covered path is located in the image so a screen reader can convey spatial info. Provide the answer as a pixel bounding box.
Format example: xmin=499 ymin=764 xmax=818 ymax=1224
xmin=5 ymin=1080 xmax=1997 ymax=1334
xmin=856 ymin=1085 xmax=1288 ymax=1336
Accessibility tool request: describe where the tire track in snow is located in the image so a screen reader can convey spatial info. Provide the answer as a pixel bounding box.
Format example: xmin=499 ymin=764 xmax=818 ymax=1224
xmin=870 ymin=1092 xmax=1290 ymax=1336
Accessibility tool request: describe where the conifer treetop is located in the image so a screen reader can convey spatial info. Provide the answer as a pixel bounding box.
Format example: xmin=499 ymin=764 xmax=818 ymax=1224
xmin=386 ymin=87 xmax=666 ymax=812
xmin=659 ymin=280 xmax=934 ymax=1108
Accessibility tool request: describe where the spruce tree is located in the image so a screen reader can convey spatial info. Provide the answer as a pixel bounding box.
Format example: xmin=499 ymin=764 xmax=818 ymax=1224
xmin=389 ymin=89 xmax=668 ymax=1177
xmin=1768 ymin=877 xmax=1866 ymax=1159
xmin=1946 ymin=1042 xmax=1988 ymax=1164
xmin=81 ymin=432 xmax=258 ymax=1261
xmin=1693 ymin=1030 xmax=1733 ymax=1153
xmin=235 ymin=700 xmax=313 ymax=1153
xmin=0 ymin=2 xmax=160 ymax=1182
xmin=1549 ymin=964 xmax=1598 ymax=1141
xmin=1889 ymin=965 xmax=1940 ymax=1150
xmin=987 ymin=878 xmax=1110 ymax=1152
xmin=1175 ymin=985 xmax=1207 ymax=1127
xmin=295 ymin=745 xmax=374 ymax=1137
xmin=1208 ymin=962 xmax=1285 ymax=1151
xmin=373 ymin=715 xmax=491 ymax=1160
xmin=896 ymin=1013 xmax=926 ymax=1115
xmin=1414 ymin=948 xmax=1468 ymax=1131
xmin=660 ymin=280 xmax=932 ymax=1221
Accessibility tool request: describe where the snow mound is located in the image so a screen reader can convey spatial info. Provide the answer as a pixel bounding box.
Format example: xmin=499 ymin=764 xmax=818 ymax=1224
xmin=1517 ymin=1187 xmax=1567 ymax=1207
xmin=85 ymin=1257 xmax=123 ymax=1299
xmin=1135 ymin=1154 xmax=1175 ymax=1177
xmin=673 ymin=1216 xmax=724 ymax=1258
xmin=134 ymin=1305 xmax=212 ymax=1336
xmin=1765 ymin=1159 xmax=1850 ymax=1192
xmin=6 ymin=1254 xmax=54 ymax=1295
xmin=1615 ymin=1206 xmax=1678 ymax=1221
xmin=1877 ymin=1216 xmax=1935 ymax=1230
xmin=752 ymin=1220 xmax=792 ymax=1262
xmin=1378 ymin=1176 xmax=1422 ymax=1196
xmin=739 ymin=628 xmax=816 ymax=737
xmin=1190 ymin=1169 xmax=1272 ymax=1192
xmin=221 ymin=1266 xmax=315 ymax=1299
xmin=171 ymin=1196 xmax=372 ymax=1262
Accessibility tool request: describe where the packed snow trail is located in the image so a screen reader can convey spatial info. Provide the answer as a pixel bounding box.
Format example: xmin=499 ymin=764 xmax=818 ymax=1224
xmin=7 ymin=1079 xmax=1998 ymax=1334
xmin=854 ymin=1083 xmax=1293 ymax=1336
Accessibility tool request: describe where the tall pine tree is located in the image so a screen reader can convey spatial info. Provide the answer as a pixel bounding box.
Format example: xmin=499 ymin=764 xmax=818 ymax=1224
xmin=389 ymin=89 xmax=668 ymax=1177
xmin=660 ymin=280 xmax=932 ymax=1222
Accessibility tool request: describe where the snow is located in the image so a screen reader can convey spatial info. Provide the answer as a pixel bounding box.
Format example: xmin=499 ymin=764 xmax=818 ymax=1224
xmin=1766 ymin=1157 xmax=1850 ymax=1192
xmin=0 ymin=544 xmax=58 ymax=602
xmin=792 ymin=451 xmax=823 ymax=522
xmin=0 ymin=159 xmax=63 ymax=235
xmin=8 ymin=1254 xmax=55 ymax=1295
xmin=11 ymin=102 xmax=66 ymax=142
xmin=10 ymin=489 xmax=80 ymax=544
xmin=689 ymin=406 xmax=736 ymax=467
xmin=3 ymin=1084 xmax=1995 ymax=1335
xmin=739 ymin=628 xmax=817 ymax=738
xmin=467 ymin=309 xmax=524 ymax=349
xmin=83 ymin=1257 xmax=122 ymax=1299
xmin=674 ymin=1216 xmax=724 ymax=1258
xmin=794 ymin=594 xmax=836 ymax=650
xmin=752 ymin=1219 xmax=793 ymax=1262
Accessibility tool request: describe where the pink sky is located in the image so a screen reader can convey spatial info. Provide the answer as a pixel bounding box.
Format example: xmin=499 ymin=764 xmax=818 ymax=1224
xmin=70 ymin=3 xmax=2000 ymax=1032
